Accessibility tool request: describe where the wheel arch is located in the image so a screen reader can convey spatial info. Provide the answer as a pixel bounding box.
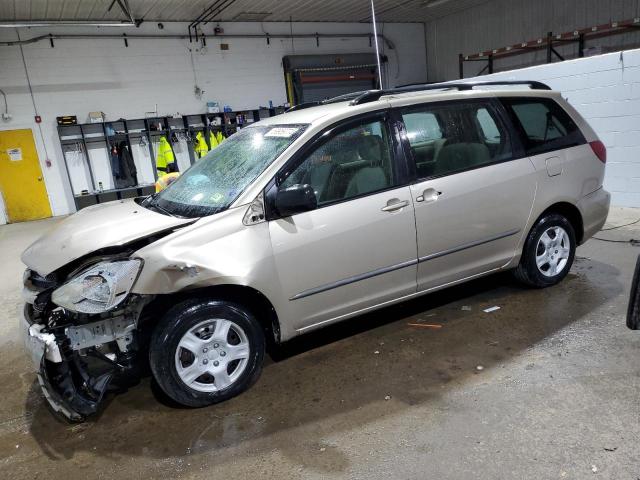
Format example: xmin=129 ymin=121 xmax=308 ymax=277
xmin=537 ymin=201 xmax=584 ymax=244
xmin=138 ymin=284 xmax=282 ymax=347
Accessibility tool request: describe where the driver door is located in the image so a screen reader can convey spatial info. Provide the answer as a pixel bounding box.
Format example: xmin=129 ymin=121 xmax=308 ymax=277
xmin=267 ymin=113 xmax=418 ymax=333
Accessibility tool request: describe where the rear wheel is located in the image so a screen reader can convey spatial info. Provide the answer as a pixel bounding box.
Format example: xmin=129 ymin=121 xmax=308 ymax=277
xmin=149 ymin=299 xmax=265 ymax=408
xmin=514 ymin=213 xmax=576 ymax=288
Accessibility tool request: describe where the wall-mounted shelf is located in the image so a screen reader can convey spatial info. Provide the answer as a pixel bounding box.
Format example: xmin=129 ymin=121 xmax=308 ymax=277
xmin=459 ymin=17 xmax=640 ymax=77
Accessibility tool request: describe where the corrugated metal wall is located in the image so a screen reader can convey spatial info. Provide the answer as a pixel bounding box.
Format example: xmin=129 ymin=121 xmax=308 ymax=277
xmin=426 ymin=0 xmax=640 ymax=81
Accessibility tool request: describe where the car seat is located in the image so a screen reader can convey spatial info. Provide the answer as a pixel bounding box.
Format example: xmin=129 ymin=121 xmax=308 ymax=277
xmin=433 ymin=142 xmax=490 ymax=175
xmin=344 ymin=136 xmax=389 ymax=197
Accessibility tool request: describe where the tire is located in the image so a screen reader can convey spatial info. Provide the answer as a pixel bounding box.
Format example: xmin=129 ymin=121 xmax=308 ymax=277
xmin=149 ymin=299 xmax=265 ymax=408
xmin=513 ymin=213 xmax=576 ymax=288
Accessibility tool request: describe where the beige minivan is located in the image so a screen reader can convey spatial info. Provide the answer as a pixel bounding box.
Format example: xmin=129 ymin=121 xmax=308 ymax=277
xmin=21 ymin=81 xmax=610 ymax=420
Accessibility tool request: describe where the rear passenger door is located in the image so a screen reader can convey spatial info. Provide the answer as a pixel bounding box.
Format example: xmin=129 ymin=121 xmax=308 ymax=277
xmin=392 ymin=98 xmax=537 ymax=291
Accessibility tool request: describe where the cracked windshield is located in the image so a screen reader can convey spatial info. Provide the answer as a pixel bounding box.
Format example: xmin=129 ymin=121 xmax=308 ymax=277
xmin=150 ymin=124 xmax=307 ymax=217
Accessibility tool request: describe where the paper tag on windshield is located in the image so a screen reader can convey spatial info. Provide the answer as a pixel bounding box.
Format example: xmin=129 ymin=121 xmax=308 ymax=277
xmin=265 ymin=127 xmax=299 ymax=138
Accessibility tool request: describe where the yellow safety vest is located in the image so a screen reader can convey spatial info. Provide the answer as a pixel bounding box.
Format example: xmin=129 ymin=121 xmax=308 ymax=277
xmin=215 ymin=131 xmax=225 ymax=144
xmin=208 ymin=131 xmax=219 ymax=150
xmin=194 ymin=131 xmax=209 ymax=158
xmin=156 ymin=136 xmax=175 ymax=177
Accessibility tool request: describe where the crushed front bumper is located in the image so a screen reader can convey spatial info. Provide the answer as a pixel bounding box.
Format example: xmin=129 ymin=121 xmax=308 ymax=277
xmin=21 ymin=305 xmax=116 ymax=422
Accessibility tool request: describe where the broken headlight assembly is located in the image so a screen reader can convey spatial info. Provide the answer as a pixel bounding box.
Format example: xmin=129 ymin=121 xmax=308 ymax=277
xmin=52 ymin=259 xmax=142 ymax=314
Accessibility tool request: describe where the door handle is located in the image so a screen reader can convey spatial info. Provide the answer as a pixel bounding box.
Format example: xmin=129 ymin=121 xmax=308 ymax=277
xmin=415 ymin=188 xmax=441 ymax=203
xmin=381 ymin=199 xmax=409 ymax=212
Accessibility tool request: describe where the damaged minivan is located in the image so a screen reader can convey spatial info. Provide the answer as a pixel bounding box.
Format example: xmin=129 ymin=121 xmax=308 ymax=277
xmin=21 ymin=81 xmax=610 ymax=421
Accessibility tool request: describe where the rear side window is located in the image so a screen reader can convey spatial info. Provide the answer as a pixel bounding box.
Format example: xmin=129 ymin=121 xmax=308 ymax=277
xmin=502 ymin=97 xmax=585 ymax=156
xmin=401 ymin=100 xmax=513 ymax=179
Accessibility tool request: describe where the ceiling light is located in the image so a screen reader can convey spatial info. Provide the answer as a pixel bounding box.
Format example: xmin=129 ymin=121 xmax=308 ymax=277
xmin=424 ymin=0 xmax=453 ymax=8
xmin=232 ymin=12 xmax=272 ymax=22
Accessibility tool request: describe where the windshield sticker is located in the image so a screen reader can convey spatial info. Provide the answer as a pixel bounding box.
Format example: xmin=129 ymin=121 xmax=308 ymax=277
xmin=265 ymin=127 xmax=300 ymax=138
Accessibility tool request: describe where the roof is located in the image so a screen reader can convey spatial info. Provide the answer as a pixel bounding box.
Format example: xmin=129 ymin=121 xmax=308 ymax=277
xmin=257 ymin=82 xmax=559 ymax=127
xmin=0 ymin=0 xmax=491 ymax=24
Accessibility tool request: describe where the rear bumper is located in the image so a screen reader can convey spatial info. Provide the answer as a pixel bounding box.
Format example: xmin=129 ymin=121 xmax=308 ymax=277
xmin=578 ymin=187 xmax=611 ymax=243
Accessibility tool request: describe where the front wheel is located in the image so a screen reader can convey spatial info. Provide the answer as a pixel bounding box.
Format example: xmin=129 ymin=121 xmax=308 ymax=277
xmin=513 ymin=213 xmax=576 ymax=288
xmin=149 ymin=299 xmax=265 ymax=408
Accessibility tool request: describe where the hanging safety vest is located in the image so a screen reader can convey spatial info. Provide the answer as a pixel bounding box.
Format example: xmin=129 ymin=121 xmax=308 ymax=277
xmin=208 ymin=130 xmax=219 ymax=150
xmin=156 ymin=136 xmax=175 ymax=177
xmin=194 ymin=131 xmax=209 ymax=158
xmin=215 ymin=131 xmax=225 ymax=144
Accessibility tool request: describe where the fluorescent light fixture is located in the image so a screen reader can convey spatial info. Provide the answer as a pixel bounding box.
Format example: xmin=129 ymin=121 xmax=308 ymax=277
xmin=232 ymin=12 xmax=272 ymax=21
xmin=0 ymin=21 xmax=136 ymax=28
xmin=424 ymin=0 xmax=453 ymax=7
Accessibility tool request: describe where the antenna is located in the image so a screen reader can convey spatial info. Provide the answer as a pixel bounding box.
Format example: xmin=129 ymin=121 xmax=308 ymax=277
xmin=370 ymin=0 xmax=383 ymax=89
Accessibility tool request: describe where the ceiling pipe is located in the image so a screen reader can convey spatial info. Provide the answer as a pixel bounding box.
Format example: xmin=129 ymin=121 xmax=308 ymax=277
xmin=189 ymin=0 xmax=236 ymax=42
xmin=0 ymin=32 xmax=396 ymax=50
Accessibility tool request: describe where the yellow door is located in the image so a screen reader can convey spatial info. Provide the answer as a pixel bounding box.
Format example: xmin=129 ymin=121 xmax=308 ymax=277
xmin=0 ymin=129 xmax=52 ymax=222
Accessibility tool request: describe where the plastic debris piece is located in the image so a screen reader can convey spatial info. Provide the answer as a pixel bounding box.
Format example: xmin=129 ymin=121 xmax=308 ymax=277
xmin=407 ymin=323 xmax=442 ymax=328
xmin=483 ymin=306 xmax=501 ymax=313
xmin=374 ymin=350 xmax=380 ymax=354
xmin=591 ymin=465 xmax=598 ymax=473
xmin=476 ymin=365 xmax=484 ymax=371
xmin=461 ymin=306 xmax=472 ymax=311
xmin=384 ymin=395 xmax=391 ymax=400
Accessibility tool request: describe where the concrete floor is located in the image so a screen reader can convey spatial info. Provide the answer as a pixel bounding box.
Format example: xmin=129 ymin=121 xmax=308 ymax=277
xmin=1 ymin=209 xmax=639 ymax=479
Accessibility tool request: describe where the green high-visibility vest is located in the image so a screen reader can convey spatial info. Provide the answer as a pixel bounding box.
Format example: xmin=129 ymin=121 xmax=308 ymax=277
xmin=156 ymin=136 xmax=175 ymax=177
xmin=195 ymin=131 xmax=209 ymax=158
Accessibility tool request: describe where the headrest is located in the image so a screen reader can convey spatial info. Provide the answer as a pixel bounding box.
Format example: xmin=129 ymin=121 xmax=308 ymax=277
xmin=358 ymin=135 xmax=384 ymax=166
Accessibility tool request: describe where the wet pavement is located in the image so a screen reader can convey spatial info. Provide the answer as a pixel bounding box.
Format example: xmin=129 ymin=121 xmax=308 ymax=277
xmin=1 ymin=210 xmax=639 ymax=479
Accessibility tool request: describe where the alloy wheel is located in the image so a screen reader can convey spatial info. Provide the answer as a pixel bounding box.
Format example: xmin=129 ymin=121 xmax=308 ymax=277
xmin=535 ymin=226 xmax=571 ymax=277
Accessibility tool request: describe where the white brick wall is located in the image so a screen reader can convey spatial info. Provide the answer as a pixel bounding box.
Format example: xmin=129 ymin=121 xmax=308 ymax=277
xmin=467 ymin=48 xmax=640 ymax=207
xmin=0 ymin=21 xmax=427 ymax=224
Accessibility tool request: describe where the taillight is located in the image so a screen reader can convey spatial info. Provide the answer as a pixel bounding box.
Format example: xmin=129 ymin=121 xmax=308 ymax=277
xmin=590 ymin=140 xmax=606 ymax=163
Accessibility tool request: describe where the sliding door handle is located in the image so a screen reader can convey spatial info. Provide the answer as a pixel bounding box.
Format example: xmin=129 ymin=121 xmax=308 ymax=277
xmin=381 ymin=199 xmax=409 ymax=212
xmin=416 ymin=188 xmax=442 ymax=203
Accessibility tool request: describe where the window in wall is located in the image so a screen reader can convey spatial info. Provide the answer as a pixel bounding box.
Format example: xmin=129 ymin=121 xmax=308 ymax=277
xmin=401 ymin=101 xmax=512 ymax=179
xmin=280 ymin=119 xmax=396 ymax=206
xmin=502 ymin=97 xmax=585 ymax=155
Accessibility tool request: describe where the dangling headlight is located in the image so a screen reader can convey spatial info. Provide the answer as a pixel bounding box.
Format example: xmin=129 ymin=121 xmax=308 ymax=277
xmin=52 ymin=259 xmax=142 ymax=314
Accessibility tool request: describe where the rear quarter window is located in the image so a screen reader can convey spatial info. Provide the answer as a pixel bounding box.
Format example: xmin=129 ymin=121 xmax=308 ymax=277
xmin=501 ymin=97 xmax=586 ymax=156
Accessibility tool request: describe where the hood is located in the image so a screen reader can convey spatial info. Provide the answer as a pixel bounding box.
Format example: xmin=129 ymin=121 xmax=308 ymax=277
xmin=22 ymin=199 xmax=194 ymax=276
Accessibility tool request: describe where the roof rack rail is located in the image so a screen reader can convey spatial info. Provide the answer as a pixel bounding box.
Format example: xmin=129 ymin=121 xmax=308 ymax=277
xmin=286 ymin=101 xmax=321 ymax=112
xmin=286 ymin=91 xmax=369 ymax=112
xmin=347 ymin=80 xmax=552 ymax=105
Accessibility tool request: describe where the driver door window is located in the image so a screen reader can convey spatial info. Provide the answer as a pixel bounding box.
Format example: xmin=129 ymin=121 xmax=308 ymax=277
xmin=280 ymin=119 xmax=396 ymax=205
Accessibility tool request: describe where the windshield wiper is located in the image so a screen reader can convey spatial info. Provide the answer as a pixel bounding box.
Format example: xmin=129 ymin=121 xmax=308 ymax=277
xmin=141 ymin=194 xmax=176 ymax=217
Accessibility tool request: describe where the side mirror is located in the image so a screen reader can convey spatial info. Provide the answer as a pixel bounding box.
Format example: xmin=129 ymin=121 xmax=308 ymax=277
xmin=275 ymin=184 xmax=317 ymax=218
